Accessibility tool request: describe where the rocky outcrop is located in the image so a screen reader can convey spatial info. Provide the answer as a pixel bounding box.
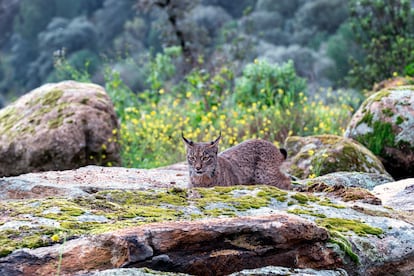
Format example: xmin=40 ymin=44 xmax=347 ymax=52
xmin=86 ymin=267 xmax=348 ymax=276
xmin=301 ymin=172 xmax=393 ymax=190
xmin=344 ymin=86 xmax=414 ymax=179
xmin=0 ymin=215 xmax=338 ymax=276
xmin=284 ymin=135 xmax=389 ymax=179
xmin=228 ymin=266 xmax=348 ymax=276
xmin=0 ymin=166 xmax=413 ymax=275
xmin=0 ymin=81 xmax=120 ymax=177
xmin=373 ymin=178 xmax=414 ymax=214
xmin=0 ymin=165 xmax=188 ymax=200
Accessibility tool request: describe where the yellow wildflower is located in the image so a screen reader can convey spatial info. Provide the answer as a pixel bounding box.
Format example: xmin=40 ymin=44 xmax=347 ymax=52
xmin=131 ymin=118 xmax=139 ymax=125
xmin=51 ymin=234 xmax=60 ymax=242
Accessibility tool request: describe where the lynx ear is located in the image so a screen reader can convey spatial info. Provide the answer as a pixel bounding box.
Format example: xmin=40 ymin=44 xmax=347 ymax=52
xmin=182 ymin=132 xmax=194 ymax=147
xmin=209 ymin=131 xmax=221 ymax=147
xmin=280 ymin=148 xmax=288 ymax=160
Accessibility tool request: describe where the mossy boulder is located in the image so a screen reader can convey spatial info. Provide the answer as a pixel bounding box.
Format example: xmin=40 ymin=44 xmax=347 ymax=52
xmin=344 ymin=85 xmax=414 ymax=179
xmin=0 ymin=81 xmax=120 ymax=176
xmin=285 ymin=135 xmax=389 ymax=179
xmin=0 ymin=166 xmax=413 ymax=275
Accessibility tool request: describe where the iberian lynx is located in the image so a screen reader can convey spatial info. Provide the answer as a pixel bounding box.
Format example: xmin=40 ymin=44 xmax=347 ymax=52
xmin=182 ymin=133 xmax=291 ymax=189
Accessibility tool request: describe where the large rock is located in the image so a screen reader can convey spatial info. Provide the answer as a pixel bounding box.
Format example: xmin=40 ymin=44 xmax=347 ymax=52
xmin=301 ymin=171 xmax=393 ymax=191
xmin=87 ymin=267 xmax=348 ymax=276
xmin=0 ymin=166 xmax=413 ymax=275
xmin=373 ymin=178 xmax=414 ymax=214
xmin=0 ymin=215 xmax=336 ymax=276
xmin=344 ymin=86 xmax=414 ymax=179
xmin=0 ymin=165 xmax=189 ymax=200
xmin=228 ymin=266 xmax=348 ymax=276
xmin=284 ymin=135 xmax=389 ymax=179
xmin=0 ymin=81 xmax=120 ymax=176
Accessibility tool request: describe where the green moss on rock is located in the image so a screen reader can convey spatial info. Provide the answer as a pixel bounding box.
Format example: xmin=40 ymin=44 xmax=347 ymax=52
xmin=371 ymin=90 xmax=391 ymax=102
xmin=357 ymin=111 xmax=374 ymax=127
xmin=287 ymin=135 xmax=387 ymax=179
xmin=395 ymin=116 xmax=405 ymax=125
xmin=291 ymin=193 xmax=309 ymax=204
xmin=329 ymin=231 xmax=360 ymax=264
xmin=0 ymin=106 xmax=24 ymax=136
xmin=287 ymin=208 xmax=327 ymax=218
xmin=316 ymin=218 xmax=383 ymax=236
xmin=0 ymin=186 xmax=294 ymax=255
xmin=0 ymin=185 xmax=387 ymax=258
xmin=195 ymin=186 xmax=282 ymax=212
xmin=382 ymin=108 xmax=394 ymax=117
xmin=319 ymin=218 xmax=384 ymax=264
xmin=29 ymin=89 xmax=64 ymax=107
xmin=356 ymin=121 xmax=395 ymax=155
xmin=48 ymin=117 xmax=65 ymax=129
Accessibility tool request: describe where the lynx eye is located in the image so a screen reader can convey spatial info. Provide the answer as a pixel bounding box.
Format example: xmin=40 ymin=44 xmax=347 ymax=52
xmin=188 ymin=156 xmax=196 ymax=162
xmin=202 ymin=155 xmax=210 ymax=161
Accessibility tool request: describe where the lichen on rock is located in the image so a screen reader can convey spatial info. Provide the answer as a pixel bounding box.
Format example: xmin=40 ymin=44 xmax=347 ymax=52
xmin=0 ymin=81 xmax=121 ymax=177
xmin=345 ymin=85 xmax=414 ymax=179
xmin=0 ymin=166 xmax=413 ymax=275
xmin=284 ymin=135 xmax=389 ymax=179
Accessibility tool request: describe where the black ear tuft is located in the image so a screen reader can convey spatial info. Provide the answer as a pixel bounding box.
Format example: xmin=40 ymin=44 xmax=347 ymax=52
xmin=182 ymin=132 xmax=194 ymax=147
xmin=210 ymin=131 xmax=221 ymax=147
xmin=280 ymin=148 xmax=287 ymax=160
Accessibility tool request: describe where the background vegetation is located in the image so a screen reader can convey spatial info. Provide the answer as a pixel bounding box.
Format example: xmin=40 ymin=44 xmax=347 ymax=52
xmin=1 ymin=0 xmax=414 ymax=167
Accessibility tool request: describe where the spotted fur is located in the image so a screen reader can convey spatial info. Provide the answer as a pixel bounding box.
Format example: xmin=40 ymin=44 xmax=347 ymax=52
xmin=182 ymin=133 xmax=291 ymax=189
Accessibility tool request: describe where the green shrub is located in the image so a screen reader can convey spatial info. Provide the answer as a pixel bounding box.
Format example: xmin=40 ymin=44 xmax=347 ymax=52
xmin=233 ymin=59 xmax=307 ymax=108
xmin=347 ymin=0 xmax=414 ymax=89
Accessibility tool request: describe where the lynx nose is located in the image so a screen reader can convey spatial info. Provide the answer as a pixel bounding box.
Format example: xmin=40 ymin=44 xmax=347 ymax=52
xmin=195 ymin=163 xmax=202 ymax=172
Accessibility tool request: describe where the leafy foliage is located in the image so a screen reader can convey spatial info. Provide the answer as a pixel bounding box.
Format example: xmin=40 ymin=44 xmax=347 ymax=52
xmin=326 ymin=22 xmax=364 ymax=86
xmin=14 ymin=0 xmax=56 ymax=42
xmin=234 ymin=59 xmax=306 ymax=108
xmin=347 ymin=0 xmax=414 ymax=89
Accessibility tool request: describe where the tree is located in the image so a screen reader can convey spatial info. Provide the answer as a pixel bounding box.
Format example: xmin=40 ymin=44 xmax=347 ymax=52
xmin=347 ymin=0 xmax=414 ymax=90
xmin=14 ymin=0 xmax=56 ymax=42
xmin=137 ymin=0 xmax=200 ymax=69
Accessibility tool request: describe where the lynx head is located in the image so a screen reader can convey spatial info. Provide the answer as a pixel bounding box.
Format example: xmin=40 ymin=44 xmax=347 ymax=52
xmin=182 ymin=132 xmax=221 ymax=177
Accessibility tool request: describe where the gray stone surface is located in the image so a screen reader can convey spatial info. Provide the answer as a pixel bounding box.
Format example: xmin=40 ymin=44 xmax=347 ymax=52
xmin=0 ymin=165 xmax=413 ymax=275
